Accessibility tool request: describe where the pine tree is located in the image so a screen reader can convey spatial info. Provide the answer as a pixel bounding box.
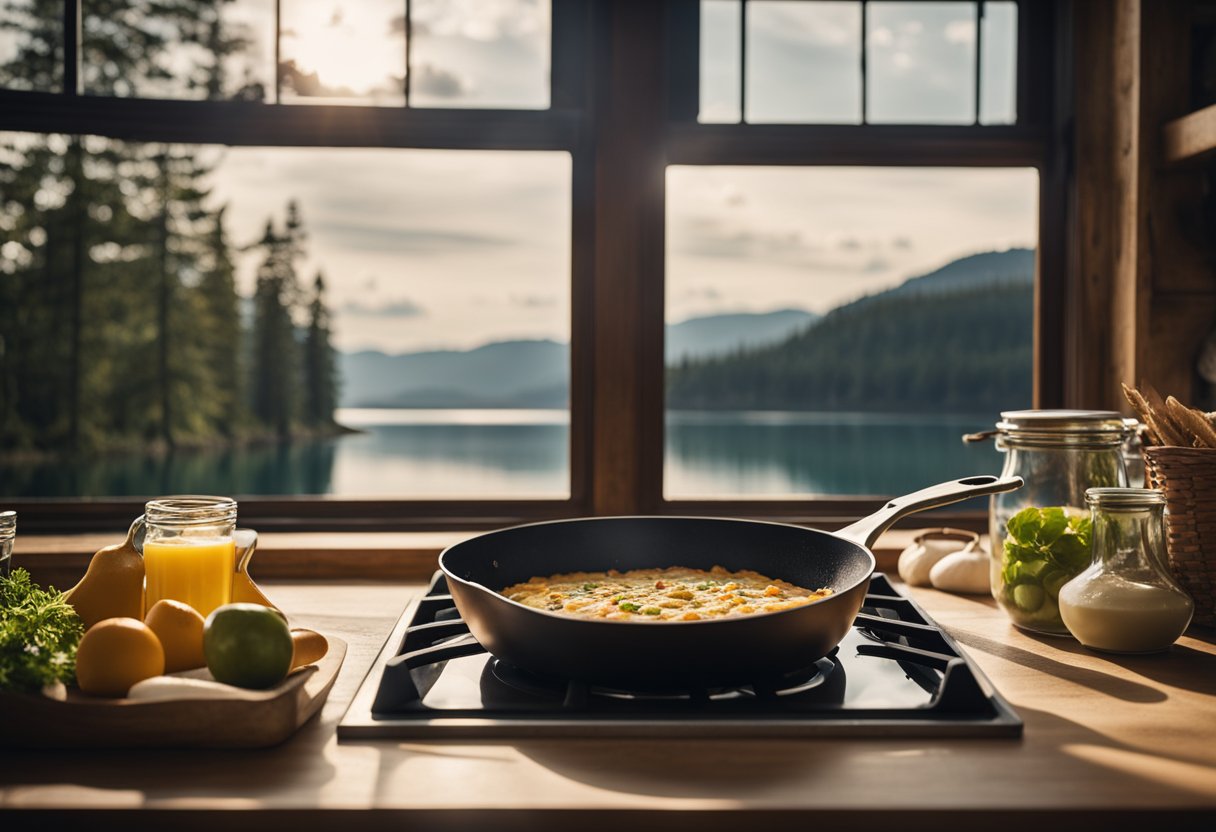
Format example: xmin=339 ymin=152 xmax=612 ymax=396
xmin=249 ymin=205 xmax=306 ymax=438
xmin=302 ymin=271 xmax=337 ymax=427
xmin=195 ymin=206 xmax=245 ymax=435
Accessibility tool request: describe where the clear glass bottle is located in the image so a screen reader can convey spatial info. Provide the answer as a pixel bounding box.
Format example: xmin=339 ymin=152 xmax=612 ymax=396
xmin=982 ymin=410 xmax=1129 ymax=635
xmin=1059 ymin=489 xmax=1193 ymax=653
xmin=0 ymin=510 xmax=14 ymax=576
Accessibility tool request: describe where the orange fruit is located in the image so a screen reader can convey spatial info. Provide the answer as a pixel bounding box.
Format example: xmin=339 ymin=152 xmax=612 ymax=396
xmin=75 ymin=617 xmax=165 ymax=697
xmin=144 ymin=599 xmax=207 ymax=673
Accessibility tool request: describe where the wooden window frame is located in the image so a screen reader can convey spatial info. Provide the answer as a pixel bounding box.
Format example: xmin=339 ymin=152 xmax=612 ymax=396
xmin=2 ymin=0 xmax=1065 ymax=533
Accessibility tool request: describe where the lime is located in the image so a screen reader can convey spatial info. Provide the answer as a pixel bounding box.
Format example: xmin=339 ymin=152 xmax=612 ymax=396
xmin=203 ymin=603 xmax=294 ymax=689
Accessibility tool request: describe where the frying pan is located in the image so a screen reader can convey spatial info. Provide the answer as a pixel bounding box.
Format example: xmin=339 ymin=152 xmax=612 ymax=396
xmin=440 ymin=475 xmax=1021 ymax=689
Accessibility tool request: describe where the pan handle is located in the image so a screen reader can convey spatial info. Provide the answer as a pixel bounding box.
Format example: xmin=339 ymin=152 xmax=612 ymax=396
xmin=834 ymin=475 xmax=1023 ymax=549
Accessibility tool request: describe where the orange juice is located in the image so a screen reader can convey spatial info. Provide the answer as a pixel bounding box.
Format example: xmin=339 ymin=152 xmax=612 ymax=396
xmin=143 ymin=538 xmax=235 ymax=618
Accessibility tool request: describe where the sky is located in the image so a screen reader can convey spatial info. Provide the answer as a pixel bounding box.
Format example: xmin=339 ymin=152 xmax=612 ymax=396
xmin=2 ymin=0 xmax=1036 ymax=355
xmin=206 ymin=0 xmax=1034 ymax=355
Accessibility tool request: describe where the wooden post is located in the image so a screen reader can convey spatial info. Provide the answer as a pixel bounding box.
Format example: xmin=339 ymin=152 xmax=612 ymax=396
xmin=589 ymin=0 xmax=667 ymax=514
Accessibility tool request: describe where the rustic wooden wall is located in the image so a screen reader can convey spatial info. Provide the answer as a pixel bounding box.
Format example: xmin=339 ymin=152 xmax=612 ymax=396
xmin=1071 ymin=0 xmax=1216 ymax=410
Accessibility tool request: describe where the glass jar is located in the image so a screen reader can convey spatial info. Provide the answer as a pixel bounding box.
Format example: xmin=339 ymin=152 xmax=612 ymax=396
xmin=0 ymin=510 xmax=14 ymax=576
xmin=1121 ymin=419 xmax=1146 ymax=488
xmin=1059 ymin=489 xmax=1193 ymax=653
xmin=983 ymin=410 xmax=1129 ymax=635
xmin=138 ymin=496 xmax=237 ymax=618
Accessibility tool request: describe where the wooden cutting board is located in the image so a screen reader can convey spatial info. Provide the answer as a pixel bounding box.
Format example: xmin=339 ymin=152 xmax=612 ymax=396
xmin=0 ymin=636 xmax=345 ymax=749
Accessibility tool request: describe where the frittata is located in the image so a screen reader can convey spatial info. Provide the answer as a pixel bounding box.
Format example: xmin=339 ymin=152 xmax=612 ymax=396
xmin=500 ymin=565 xmax=832 ymax=621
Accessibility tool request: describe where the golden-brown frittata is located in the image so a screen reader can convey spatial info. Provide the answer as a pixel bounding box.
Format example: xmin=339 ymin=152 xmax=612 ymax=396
xmin=500 ymin=566 xmax=832 ymax=621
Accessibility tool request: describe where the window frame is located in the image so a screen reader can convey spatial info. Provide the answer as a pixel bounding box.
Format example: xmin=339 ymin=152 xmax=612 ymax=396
xmin=1 ymin=0 xmax=1064 ymax=533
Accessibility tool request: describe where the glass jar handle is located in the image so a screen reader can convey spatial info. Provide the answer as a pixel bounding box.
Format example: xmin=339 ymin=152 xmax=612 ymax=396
xmin=128 ymin=514 xmax=147 ymax=556
xmin=232 ymin=528 xmax=278 ymax=609
xmin=234 ymin=528 xmax=258 ymax=575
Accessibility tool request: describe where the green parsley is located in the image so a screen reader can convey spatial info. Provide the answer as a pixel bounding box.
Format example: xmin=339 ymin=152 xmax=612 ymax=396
xmin=0 ymin=568 xmax=83 ymax=693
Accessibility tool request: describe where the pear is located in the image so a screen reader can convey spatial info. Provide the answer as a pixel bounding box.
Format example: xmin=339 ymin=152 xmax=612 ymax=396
xmin=64 ymin=517 xmax=145 ymax=629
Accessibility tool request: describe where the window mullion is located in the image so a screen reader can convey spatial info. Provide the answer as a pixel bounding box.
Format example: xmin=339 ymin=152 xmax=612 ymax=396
xmin=588 ymin=0 xmax=667 ymax=515
xmin=63 ymin=0 xmax=80 ymax=95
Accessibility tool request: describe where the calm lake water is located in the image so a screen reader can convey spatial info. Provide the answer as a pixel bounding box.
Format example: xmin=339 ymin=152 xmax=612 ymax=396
xmin=0 ymin=409 xmax=1003 ymax=499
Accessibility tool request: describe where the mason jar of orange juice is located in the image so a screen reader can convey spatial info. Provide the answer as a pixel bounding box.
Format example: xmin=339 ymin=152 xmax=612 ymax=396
xmin=140 ymin=496 xmax=237 ymax=617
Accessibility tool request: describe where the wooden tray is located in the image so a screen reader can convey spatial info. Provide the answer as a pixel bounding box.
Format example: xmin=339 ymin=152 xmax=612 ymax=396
xmin=0 ymin=637 xmax=345 ymax=749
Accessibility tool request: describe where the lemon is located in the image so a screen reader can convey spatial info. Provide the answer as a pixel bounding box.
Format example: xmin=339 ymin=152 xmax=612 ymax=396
xmin=76 ymin=617 xmax=165 ymax=697
xmin=144 ymin=599 xmax=206 ymax=673
xmin=203 ymin=603 xmax=294 ymax=689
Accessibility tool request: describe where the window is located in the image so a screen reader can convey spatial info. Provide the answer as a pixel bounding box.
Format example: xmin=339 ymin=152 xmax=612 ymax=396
xmin=665 ymin=165 xmax=1037 ymax=498
xmin=696 ymin=0 xmax=1019 ymax=125
xmin=0 ymin=135 xmax=571 ymax=499
xmin=1 ymin=1 xmax=1059 ymax=531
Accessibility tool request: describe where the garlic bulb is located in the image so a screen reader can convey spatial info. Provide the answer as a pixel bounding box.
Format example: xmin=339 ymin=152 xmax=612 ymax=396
xmin=929 ymin=550 xmax=991 ymax=594
xmin=897 ymin=529 xmax=980 ymax=587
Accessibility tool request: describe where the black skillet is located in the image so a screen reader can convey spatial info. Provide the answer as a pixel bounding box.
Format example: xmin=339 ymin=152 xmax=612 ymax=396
xmin=439 ymin=474 xmax=1021 ymax=689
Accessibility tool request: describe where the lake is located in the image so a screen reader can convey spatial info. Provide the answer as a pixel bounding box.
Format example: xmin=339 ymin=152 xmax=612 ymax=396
xmin=0 ymin=409 xmax=1003 ymax=499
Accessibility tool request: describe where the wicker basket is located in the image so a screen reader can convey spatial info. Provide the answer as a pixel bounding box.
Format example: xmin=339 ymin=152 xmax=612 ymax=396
xmin=1144 ymin=446 xmax=1216 ymax=627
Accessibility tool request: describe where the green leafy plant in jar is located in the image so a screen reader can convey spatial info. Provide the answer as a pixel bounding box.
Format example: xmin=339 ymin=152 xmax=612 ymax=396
xmin=969 ymin=410 xmax=1129 ymax=635
xmin=999 ymin=507 xmax=1093 ymax=631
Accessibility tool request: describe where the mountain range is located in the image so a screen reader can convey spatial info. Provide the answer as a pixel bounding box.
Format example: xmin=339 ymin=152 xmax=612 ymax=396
xmin=339 ymin=248 xmax=1033 ymax=409
xmin=339 ymin=310 xmax=818 ymax=407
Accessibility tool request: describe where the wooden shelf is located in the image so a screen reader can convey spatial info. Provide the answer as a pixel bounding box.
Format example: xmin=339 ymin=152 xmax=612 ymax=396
xmin=1163 ymin=103 xmax=1216 ymax=164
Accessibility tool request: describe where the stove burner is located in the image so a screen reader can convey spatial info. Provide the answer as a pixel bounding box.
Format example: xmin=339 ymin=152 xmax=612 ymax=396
xmin=489 ymin=654 xmax=840 ymax=702
xmin=490 ymin=659 xmax=567 ymax=698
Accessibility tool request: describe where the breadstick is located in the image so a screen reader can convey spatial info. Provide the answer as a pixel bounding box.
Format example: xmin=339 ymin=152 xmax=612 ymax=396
xmin=1123 ymin=384 xmax=1169 ymax=445
xmin=1142 ymin=384 xmax=1190 ymax=446
xmin=1122 ymin=383 xmax=1156 ymax=439
xmin=1123 ymin=384 xmax=1183 ymax=446
xmin=1167 ymin=396 xmax=1216 ymax=449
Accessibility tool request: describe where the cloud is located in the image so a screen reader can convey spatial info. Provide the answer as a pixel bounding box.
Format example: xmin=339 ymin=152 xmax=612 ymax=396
xmin=748 ymin=2 xmax=856 ymax=47
xmin=340 ymin=299 xmax=426 ymax=318
xmin=869 ymin=26 xmax=894 ymax=47
xmin=681 ymin=286 xmax=722 ymax=302
xmin=510 ymin=293 xmax=557 ymax=308
xmin=318 ymin=222 xmax=512 ymax=254
xmin=412 ymin=64 xmax=469 ymax=99
xmin=686 ymin=226 xmax=815 ymax=262
xmin=944 ymin=20 xmax=976 ymax=44
xmin=411 ymin=0 xmax=546 ymax=42
xmin=676 ymin=215 xmax=926 ymax=276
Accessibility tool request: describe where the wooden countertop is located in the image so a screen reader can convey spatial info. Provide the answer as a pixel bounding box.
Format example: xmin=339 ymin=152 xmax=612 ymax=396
xmin=2 ymin=578 xmax=1214 ymax=830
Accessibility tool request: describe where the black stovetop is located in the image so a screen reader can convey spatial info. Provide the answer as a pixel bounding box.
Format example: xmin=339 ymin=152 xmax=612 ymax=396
xmin=338 ymin=572 xmax=1022 ymax=739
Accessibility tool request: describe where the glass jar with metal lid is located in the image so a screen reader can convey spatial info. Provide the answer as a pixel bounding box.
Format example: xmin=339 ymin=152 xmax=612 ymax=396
xmin=0 ymin=510 xmax=14 ymax=576
xmin=969 ymin=410 xmax=1130 ymax=635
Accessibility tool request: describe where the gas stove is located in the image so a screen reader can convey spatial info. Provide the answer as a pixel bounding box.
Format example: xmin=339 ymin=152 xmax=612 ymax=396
xmin=339 ymin=572 xmax=1021 ymax=739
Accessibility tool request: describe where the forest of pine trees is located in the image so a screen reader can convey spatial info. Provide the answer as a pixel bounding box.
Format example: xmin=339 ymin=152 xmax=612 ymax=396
xmin=0 ymin=0 xmax=339 ymax=455
xmin=666 ymin=281 xmax=1034 ymax=413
